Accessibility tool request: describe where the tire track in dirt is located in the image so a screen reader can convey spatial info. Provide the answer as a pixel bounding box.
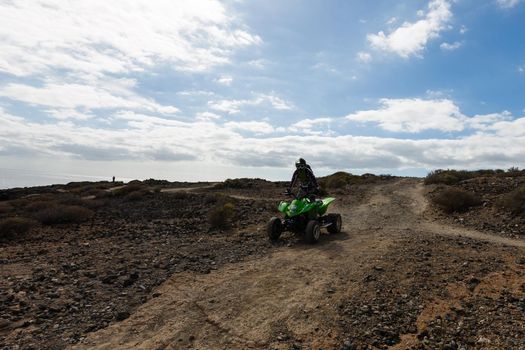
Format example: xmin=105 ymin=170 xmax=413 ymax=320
xmin=72 ymin=182 xmax=399 ymax=349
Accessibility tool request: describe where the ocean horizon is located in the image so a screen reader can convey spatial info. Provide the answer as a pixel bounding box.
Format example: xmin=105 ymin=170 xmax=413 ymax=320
xmin=0 ymin=167 xmax=129 ymax=190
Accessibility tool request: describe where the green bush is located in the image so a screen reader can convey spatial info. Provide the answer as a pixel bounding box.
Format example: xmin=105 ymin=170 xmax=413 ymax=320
xmin=497 ymin=186 xmax=525 ymax=215
xmin=35 ymin=205 xmax=94 ymax=225
xmin=431 ymin=187 xmax=482 ymax=213
xmin=208 ymin=202 xmax=235 ymax=229
xmin=0 ymin=217 xmax=37 ymax=240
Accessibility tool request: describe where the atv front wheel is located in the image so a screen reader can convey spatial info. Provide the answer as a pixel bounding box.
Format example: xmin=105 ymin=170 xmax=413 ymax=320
xmin=267 ymin=217 xmax=283 ymax=241
xmin=326 ymin=213 xmax=342 ymax=234
xmin=304 ymin=220 xmax=321 ymax=244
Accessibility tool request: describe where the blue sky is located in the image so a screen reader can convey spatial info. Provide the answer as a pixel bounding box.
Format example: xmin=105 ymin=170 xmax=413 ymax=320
xmin=0 ymin=0 xmax=524 ymax=187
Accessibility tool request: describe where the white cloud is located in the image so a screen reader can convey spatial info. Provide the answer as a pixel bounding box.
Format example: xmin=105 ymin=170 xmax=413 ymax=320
xmin=387 ymin=17 xmax=398 ymax=25
xmin=288 ymin=118 xmax=333 ymax=134
xmin=247 ymin=59 xmax=268 ymax=69
xmin=215 ymin=75 xmax=233 ymax=86
xmin=208 ymin=93 xmax=294 ymax=114
xmin=345 ymin=98 xmax=465 ymax=133
xmin=496 ymin=0 xmax=522 ymax=8
xmin=367 ymin=0 xmax=452 ymax=58
xmin=466 ymin=112 xmax=512 ymax=131
xmin=46 ymin=109 xmax=95 ymax=121
xmin=176 ymin=90 xmax=215 ymax=97
xmin=519 ymin=65 xmax=524 ymax=73
xmin=357 ymin=52 xmax=372 ymax=63
xmin=262 ymin=94 xmax=294 ymax=111
xmin=0 ymin=0 xmax=261 ymax=77
xmin=313 ymin=62 xmax=338 ymax=73
xmin=460 ymin=25 xmax=468 ymax=34
xmin=196 ymin=112 xmax=222 ymax=121
xmin=225 ymin=121 xmax=276 ymax=134
xmin=0 ymin=79 xmax=178 ymax=115
xmin=2 ymin=107 xmax=525 ymax=171
xmin=425 ymin=89 xmax=454 ymax=98
xmin=440 ymin=41 xmax=462 ymax=51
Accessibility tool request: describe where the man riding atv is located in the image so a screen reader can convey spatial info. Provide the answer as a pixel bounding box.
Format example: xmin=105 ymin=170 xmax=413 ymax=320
xmin=287 ymin=158 xmax=319 ymax=199
xmin=267 ymin=158 xmax=342 ymax=243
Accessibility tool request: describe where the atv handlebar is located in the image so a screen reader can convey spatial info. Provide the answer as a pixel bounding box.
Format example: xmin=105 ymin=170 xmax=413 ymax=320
xmin=283 ymin=184 xmax=310 ymax=197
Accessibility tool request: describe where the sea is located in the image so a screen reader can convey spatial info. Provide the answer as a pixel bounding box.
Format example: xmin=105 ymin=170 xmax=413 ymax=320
xmin=0 ymin=167 xmax=126 ymax=189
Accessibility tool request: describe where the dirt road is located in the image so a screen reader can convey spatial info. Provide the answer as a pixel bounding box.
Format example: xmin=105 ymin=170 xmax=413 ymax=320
xmin=72 ymin=179 xmax=525 ymax=350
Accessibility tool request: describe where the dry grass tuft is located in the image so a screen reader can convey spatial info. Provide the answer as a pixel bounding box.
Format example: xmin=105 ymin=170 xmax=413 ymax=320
xmin=35 ymin=205 xmax=94 ymax=225
xmin=0 ymin=217 xmax=37 ymax=240
xmin=497 ymin=186 xmax=525 ymax=216
xmin=431 ymin=187 xmax=482 ymax=213
xmin=208 ymin=202 xmax=235 ymax=230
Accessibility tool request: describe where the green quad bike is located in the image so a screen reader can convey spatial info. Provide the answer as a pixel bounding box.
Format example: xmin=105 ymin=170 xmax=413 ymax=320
xmin=267 ymin=185 xmax=342 ymax=244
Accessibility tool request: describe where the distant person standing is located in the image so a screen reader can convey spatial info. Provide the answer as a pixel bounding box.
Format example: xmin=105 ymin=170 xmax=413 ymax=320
xmin=112 ymin=176 xmax=115 ymax=183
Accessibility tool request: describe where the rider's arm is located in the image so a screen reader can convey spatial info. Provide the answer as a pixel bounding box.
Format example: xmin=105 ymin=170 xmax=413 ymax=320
xmin=307 ymin=168 xmax=319 ymax=188
xmin=289 ymin=169 xmax=299 ymax=190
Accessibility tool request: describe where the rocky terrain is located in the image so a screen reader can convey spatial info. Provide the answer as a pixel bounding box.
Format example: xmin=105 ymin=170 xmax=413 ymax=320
xmin=0 ymin=180 xmax=278 ymax=349
xmin=1 ymin=174 xmax=524 ymax=350
xmin=427 ymin=174 xmax=525 ymax=238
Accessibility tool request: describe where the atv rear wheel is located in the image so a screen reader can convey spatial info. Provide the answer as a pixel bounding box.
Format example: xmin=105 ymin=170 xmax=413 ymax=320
xmin=304 ymin=220 xmax=321 ymax=244
xmin=327 ymin=213 xmax=342 ymax=234
xmin=267 ymin=217 xmax=283 ymax=241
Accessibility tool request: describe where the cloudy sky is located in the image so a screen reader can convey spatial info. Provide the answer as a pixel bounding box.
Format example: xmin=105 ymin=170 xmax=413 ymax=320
xmin=1 ymin=0 xmax=524 ymax=187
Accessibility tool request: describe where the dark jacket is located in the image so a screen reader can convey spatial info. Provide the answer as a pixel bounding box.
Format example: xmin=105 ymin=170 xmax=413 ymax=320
xmin=290 ymin=165 xmax=318 ymax=190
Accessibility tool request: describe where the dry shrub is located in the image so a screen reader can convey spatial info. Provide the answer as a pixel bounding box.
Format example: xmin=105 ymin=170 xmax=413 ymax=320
xmin=208 ymin=202 xmax=235 ymax=229
xmin=58 ymin=195 xmax=87 ymax=206
xmin=58 ymin=195 xmax=105 ymax=209
xmin=35 ymin=205 xmax=94 ymax=225
xmin=432 ymin=187 xmax=481 ymax=213
xmin=113 ymin=183 xmax=146 ymax=197
xmin=95 ymin=190 xmax=113 ymax=199
xmin=25 ymin=200 xmax=54 ymax=212
xmin=497 ymin=186 xmax=525 ymax=215
xmin=425 ymin=170 xmax=468 ymax=185
xmin=205 ymin=193 xmax=235 ymax=205
xmin=215 ymin=178 xmax=254 ymax=190
xmin=0 ymin=202 xmax=12 ymax=214
xmin=425 ymin=168 xmax=525 ymax=185
xmin=0 ymin=217 xmax=37 ymax=240
xmin=82 ymin=199 xmax=106 ymax=210
xmin=319 ymin=172 xmax=363 ymax=190
xmin=124 ymin=189 xmax=151 ymax=201
xmin=171 ymin=191 xmax=192 ymax=200
xmin=8 ymin=198 xmax=30 ymax=209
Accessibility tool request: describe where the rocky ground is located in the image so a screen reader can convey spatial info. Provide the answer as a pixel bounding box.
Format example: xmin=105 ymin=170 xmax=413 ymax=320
xmin=339 ymin=234 xmax=525 ymax=350
xmin=0 ymin=181 xmax=278 ymax=349
xmin=1 ymin=175 xmax=525 ymax=350
xmin=427 ymin=175 xmax=525 ymax=238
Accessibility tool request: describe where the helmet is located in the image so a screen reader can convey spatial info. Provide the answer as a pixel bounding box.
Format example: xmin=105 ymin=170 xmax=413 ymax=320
xmin=295 ymin=158 xmax=307 ymax=169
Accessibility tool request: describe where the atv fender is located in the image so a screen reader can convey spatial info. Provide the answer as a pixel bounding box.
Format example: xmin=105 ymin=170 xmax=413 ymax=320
xmin=278 ymin=201 xmax=289 ymax=213
xmin=318 ymin=197 xmax=335 ymax=215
